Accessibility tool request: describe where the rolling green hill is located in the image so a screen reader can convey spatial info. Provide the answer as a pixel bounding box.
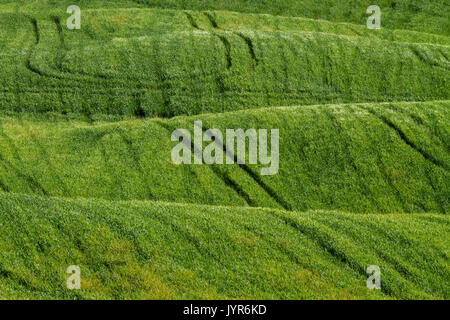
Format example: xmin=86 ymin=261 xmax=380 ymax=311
xmin=0 ymin=1 xmax=448 ymax=300
xmin=0 ymin=8 xmax=448 ymax=118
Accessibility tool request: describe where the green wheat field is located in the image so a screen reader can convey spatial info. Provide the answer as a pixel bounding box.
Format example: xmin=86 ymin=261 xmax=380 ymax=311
xmin=0 ymin=0 xmax=448 ymax=299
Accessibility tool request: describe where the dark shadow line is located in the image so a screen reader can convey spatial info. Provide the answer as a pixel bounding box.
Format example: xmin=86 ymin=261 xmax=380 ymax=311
xmin=215 ymin=33 xmax=232 ymax=69
xmin=234 ymin=32 xmax=259 ymax=66
xmin=363 ymin=107 xmax=449 ymax=172
xmin=25 ymin=18 xmax=44 ymax=76
xmin=203 ymin=12 xmax=218 ymax=29
xmin=157 ymin=120 xmax=253 ymax=206
xmin=201 ymin=122 xmax=292 ymax=210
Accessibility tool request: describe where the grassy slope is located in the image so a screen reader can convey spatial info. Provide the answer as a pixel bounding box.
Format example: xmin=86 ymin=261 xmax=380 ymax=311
xmin=0 ymin=101 xmax=448 ymax=213
xmin=0 ymin=193 xmax=448 ymax=299
xmin=0 ymin=9 xmax=448 ymax=117
xmin=0 ymin=2 xmax=449 ymax=300
xmin=2 ymin=0 xmax=449 ymax=35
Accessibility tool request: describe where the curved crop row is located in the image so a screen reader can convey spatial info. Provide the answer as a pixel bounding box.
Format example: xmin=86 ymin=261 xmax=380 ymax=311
xmin=3 ymin=0 xmax=449 ymax=36
xmin=0 ymin=10 xmax=449 ymax=118
xmin=0 ymin=193 xmax=448 ymax=299
xmin=0 ymin=101 xmax=448 ymax=213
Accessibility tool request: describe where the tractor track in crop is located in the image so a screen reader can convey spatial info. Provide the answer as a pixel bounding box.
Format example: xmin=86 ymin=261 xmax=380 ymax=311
xmin=266 ymin=210 xmax=394 ymax=296
xmin=155 ymin=120 xmax=254 ymax=207
xmin=94 ymin=126 xmax=155 ymax=200
xmin=214 ymin=33 xmax=232 ymax=69
xmin=184 ymin=12 xmax=201 ymax=30
xmin=25 ymin=18 xmax=44 ymax=77
xmin=203 ymin=12 xmax=232 ymax=69
xmin=154 ymin=121 xmax=210 ymax=200
xmin=363 ymin=107 xmax=449 ymax=172
xmin=325 ymin=109 xmax=379 ymax=210
xmin=0 ymin=180 xmax=10 ymax=192
xmin=211 ymin=166 xmax=255 ymax=207
xmin=152 ymin=40 xmax=174 ymax=118
xmin=310 ymin=213 xmax=442 ymax=296
xmin=204 ymin=12 xmax=260 ymax=70
xmin=381 ymin=104 xmax=448 ymax=212
xmin=200 ymin=121 xmax=292 ymax=211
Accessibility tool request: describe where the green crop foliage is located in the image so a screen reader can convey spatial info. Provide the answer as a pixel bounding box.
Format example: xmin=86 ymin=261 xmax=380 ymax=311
xmin=0 ymin=8 xmax=449 ymax=118
xmin=0 ymin=1 xmax=448 ymax=300
xmin=0 ymin=193 xmax=448 ymax=299
xmin=0 ymin=101 xmax=448 ymax=213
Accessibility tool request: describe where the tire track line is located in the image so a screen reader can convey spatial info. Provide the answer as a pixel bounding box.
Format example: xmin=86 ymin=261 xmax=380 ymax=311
xmin=200 ymin=121 xmax=292 ymax=210
xmin=155 ymin=120 xmax=254 ymax=207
